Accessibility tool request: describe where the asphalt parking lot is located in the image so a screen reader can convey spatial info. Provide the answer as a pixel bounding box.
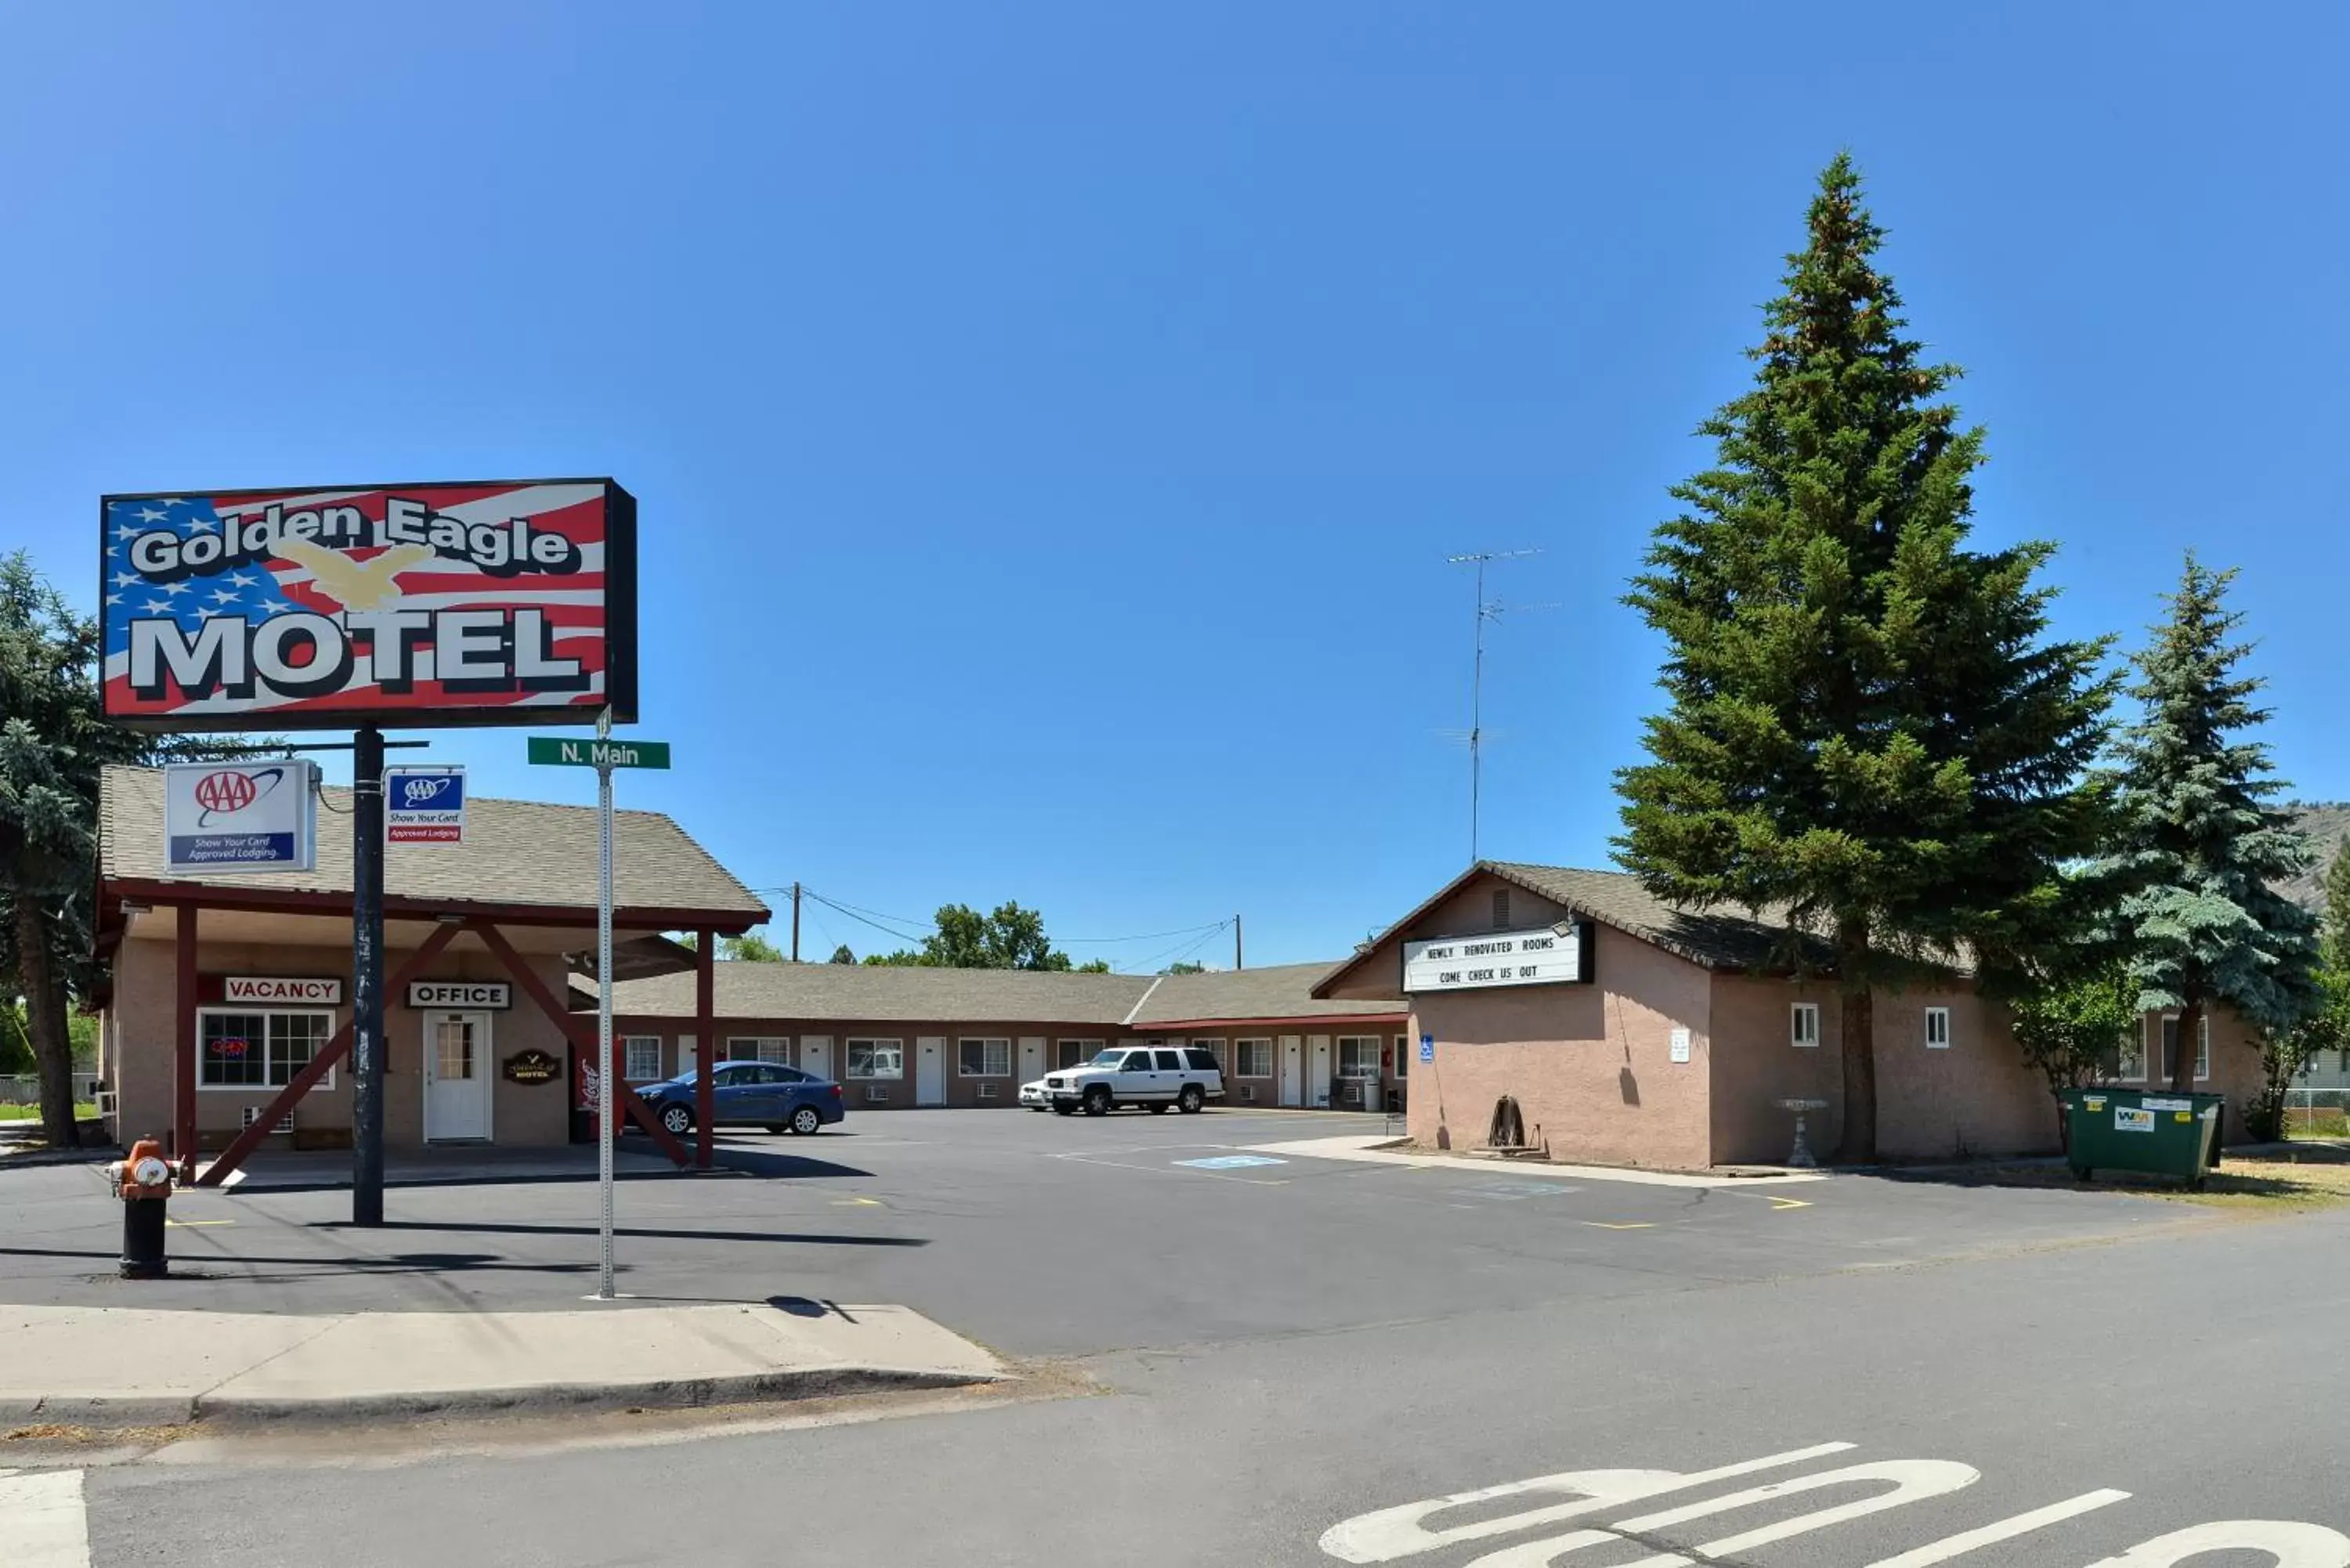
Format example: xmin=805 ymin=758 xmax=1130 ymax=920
xmin=0 ymin=1108 xmax=2202 ymax=1360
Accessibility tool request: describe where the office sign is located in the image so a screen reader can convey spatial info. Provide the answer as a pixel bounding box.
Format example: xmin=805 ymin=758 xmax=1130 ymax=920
xmin=100 ymin=479 xmax=638 ymax=732
xmin=385 ymin=765 xmax=466 ymax=844
xmin=165 ymin=761 xmax=318 ymax=873
xmin=224 ymin=976 xmax=344 ymax=1005
xmin=1402 ymin=923 xmax=1589 ymax=994
xmin=407 ymin=981 xmax=512 ymax=1010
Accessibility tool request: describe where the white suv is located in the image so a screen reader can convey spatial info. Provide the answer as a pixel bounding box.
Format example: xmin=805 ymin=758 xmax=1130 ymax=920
xmin=1043 ymin=1045 xmax=1224 ymax=1116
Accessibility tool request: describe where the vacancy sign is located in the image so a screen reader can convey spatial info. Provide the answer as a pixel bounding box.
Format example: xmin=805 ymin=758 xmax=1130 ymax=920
xmin=386 ymin=765 xmax=465 ymax=844
xmin=164 ymin=761 xmax=318 ymax=873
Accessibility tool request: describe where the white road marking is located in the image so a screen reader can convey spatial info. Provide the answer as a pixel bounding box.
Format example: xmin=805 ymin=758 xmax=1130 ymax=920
xmin=1322 ymin=1446 xmax=2349 ymax=1567
xmin=2081 ymin=1520 xmax=2350 ymax=1566
xmin=1318 ymin=1442 xmax=1853 ymax=1562
xmin=1867 ymin=1490 xmax=2133 ymax=1567
xmin=0 ymin=1468 xmax=92 ymax=1568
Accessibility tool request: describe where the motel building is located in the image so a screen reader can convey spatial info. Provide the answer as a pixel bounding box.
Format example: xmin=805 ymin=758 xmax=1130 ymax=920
xmin=92 ymin=766 xmax=1408 ymax=1186
xmin=1313 ymin=861 xmax=2270 ymax=1166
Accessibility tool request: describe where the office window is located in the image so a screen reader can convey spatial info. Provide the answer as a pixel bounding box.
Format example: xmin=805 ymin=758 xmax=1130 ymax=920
xmin=1395 ymin=1034 xmax=1409 ymax=1079
xmin=2158 ymin=1013 xmax=2211 ymax=1082
xmin=1924 ymin=1007 xmax=1951 ymax=1050
xmin=846 ymin=1039 xmax=904 ymax=1079
xmin=1191 ymin=1038 xmax=1227 ymax=1070
xmin=199 ymin=1009 xmax=334 ymax=1088
xmin=623 ymin=1036 xmax=663 ymax=1082
xmin=1056 ymin=1039 xmax=1101 ymax=1069
xmin=725 ymin=1037 xmax=789 ymax=1064
xmin=959 ymin=1037 xmax=1010 ymax=1077
xmin=1336 ymin=1036 xmax=1383 ymax=1079
xmin=1237 ymin=1038 xmax=1274 ymax=1077
xmin=1791 ymin=1003 xmax=1820 ymax=1048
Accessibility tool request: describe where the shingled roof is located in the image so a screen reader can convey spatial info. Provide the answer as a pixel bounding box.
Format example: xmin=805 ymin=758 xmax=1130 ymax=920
xmin=603 ymin=956 xmax=1402 ymax=1026
xmin=1312 ymin=860 xmax=1840 ymax=997
xmin=99 ymin=764 xmax=768 ymax=928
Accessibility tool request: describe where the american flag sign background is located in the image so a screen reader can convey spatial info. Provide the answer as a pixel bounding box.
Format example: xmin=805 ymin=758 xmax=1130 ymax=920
xmin=100 ymin=479 xmax=636 ymax=730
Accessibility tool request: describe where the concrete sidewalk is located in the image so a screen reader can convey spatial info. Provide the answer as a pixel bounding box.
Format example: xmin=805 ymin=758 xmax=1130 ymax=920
xmin=1242 ymin=1133 xmax=1831 ymax=1187
xmin=0 ymin=1299 xmax=1005 ymax=1427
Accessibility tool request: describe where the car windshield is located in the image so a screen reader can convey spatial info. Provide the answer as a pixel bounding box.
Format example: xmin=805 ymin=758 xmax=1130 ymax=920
xmin=1088 ymin=1050 xmax=1126 ymax=1066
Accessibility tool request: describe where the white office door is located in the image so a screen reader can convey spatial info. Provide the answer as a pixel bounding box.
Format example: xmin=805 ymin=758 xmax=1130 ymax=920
xmin=915 ymin=1037 xmax=947 ymax=1105
xmin=1018 ymin=1037 xmax=1045 ymax=1082
xmin=1308 ymin=1035 xmax=1332 ymax=1107
xmin=423 ymin=1012 xmax=493 ymax=1141
xmin=1278 ymin=1035 xmax=1303 ymax=1107
xmin=801 ymin=1035 xmax=833 ymax=1081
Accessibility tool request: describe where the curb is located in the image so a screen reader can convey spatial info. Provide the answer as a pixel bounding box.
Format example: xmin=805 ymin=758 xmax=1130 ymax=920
xmin=5 ymin=1366 xmax=1005 ymax=1432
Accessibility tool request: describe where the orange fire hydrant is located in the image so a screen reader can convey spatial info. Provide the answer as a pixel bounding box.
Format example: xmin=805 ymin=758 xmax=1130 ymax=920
xmin=114 ymin=1136 xmax=175 ymax=1278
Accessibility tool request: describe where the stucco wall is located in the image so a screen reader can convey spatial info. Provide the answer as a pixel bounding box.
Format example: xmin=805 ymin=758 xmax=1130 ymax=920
xmin=1707 ymin=973 xmax=1845 ymax=1165
xmin=109 ymin=929 xmax=575 ymax=1152
xmin=1408 ymin=923 xmax=1712 ymax=1169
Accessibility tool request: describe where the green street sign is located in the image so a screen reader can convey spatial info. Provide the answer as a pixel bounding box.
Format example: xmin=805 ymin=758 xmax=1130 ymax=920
xmin=526 ymin=736 xmax=672 ymax=770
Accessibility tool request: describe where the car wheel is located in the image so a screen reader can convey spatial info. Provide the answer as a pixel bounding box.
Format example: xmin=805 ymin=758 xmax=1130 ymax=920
xmin=790 ymin=1106 xmax=823 ymax=1136
xmin=660 ymin=1104 xmax=693 ymax=1136
xmin=1083 ymin=1086 xmax=1112 ymax=1117
xmin=1177 ymin=1085 xmax=1205 ymax=1115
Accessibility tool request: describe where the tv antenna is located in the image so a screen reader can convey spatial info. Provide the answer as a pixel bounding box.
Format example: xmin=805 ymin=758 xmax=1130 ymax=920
xmin=1445 ymin=549 xmax=1552 ymax=862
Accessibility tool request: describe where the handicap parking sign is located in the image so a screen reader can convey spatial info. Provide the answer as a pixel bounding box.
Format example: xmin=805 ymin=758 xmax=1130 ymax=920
xmin=1419 ymin=1034 xmax=1434 ymax=1064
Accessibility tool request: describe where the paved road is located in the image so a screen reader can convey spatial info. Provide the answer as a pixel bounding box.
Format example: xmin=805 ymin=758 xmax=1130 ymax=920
xmin=8 ymin=1111 xmax=2346 ymax=1565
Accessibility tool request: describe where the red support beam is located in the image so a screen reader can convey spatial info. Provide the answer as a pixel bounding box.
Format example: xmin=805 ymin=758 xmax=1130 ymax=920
xmin=194 ymin=921 xmax=465 ymax=1188
xmin=469 ymin=919 xmax=691 ymax=1167
xmin=695 ymin=930 xmax=714 ymax=1169
xmin=174 ymin=906 xmax=198 ymax=1183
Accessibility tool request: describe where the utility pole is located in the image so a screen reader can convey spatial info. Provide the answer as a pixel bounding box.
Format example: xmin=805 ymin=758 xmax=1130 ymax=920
xmin=1444 ymin=549 xmax=1543 ymax=862
xmin=1234 ymin=915 xmax=1243 ymax=972
xmin=790 ymin=881 xmax=801 ymax=961
xmin=350 ymin=726 xmax=385 ymax=1227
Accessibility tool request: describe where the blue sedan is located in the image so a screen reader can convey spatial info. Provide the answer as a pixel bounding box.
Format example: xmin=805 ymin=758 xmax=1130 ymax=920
xmin=636 ymin=1062 xmax=845 ymax=1136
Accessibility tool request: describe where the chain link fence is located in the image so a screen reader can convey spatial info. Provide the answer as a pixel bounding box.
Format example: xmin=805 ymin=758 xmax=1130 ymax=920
xmin=2286 ymin=1087 xmax=2350 ymax=1140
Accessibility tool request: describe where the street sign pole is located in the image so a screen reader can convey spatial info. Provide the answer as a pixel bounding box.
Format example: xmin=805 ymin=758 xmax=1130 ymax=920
xmin=595 ymin=706 xmax=616 ymax=1300
xmin=352 ymin=725 xmax=386 ymax=1227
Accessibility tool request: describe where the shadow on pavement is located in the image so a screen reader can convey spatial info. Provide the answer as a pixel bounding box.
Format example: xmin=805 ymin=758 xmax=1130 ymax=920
xmin=308 ymin=1218 xmax=927 ymax=1247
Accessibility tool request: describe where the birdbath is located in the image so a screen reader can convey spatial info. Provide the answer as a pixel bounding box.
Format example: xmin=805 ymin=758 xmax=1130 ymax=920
xmin=1775 ymin=1098 xmax=1829 ymax=1169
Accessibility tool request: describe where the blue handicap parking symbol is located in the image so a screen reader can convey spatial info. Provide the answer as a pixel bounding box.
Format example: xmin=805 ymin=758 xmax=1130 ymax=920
xmin=1177 ymin=1155 xmax=1289 ymax=1170
xmin=1419 ymin=1034 xmax=1435 ymax=1064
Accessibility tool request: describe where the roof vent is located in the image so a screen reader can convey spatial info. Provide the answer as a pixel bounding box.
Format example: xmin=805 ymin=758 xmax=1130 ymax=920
xmin=1493 ymin=888 xmax=1511 ymax=930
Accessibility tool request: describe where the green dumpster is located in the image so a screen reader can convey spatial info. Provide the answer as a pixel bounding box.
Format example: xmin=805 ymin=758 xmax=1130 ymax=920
xmin=2060 ymin=1086 xmax=2225 ymax=1187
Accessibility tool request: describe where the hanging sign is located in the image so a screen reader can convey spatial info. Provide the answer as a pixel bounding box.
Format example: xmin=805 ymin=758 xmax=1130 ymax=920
xmin=385 ymin=764 xmax=466 ymax=844
xmin=407 ymin=981 xmax=512 ymax=1010
xmin=165 ymin=761 xmax=318 ymax=873
xmin=100 ymin=479 xmax=638 ymax=732
xmin=1403 ymin=923 xmax=1589 ymax=993
xmin=223 ymin=976 xmax=343 ymax=1004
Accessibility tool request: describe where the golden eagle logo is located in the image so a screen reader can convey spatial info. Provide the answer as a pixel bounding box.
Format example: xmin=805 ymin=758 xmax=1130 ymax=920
xmin=274 ymin=539 xmax=435 ymax=612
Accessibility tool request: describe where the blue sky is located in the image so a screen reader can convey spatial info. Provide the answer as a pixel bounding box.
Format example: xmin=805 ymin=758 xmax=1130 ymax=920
xmin=5 ymin=4 xmax=2346 ymax=969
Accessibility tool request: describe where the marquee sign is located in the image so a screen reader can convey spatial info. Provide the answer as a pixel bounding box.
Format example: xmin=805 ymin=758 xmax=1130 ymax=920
xmin=166 ymin=761 xmax=319 ymax=873
xmin=1402 ymin=923 xmax=1590 ymax=994
xmin=100 ymin=479 xmax=638 ymax=732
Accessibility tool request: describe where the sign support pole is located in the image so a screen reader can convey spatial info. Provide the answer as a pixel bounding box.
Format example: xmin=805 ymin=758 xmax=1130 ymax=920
xmin=351 ymin=724 xmax=387 ymax=1227
xmin=595 ymin=706 xmax=617 ymax=1299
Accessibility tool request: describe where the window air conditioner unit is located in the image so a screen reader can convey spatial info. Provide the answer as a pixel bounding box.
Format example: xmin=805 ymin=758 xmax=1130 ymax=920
xmin=864 ymin=1086 xmax=890 ymax=1104
xmin=978 ymin=1083 xmax=998 ymax=1100
xmin=1240 ymin=1085 xmax=1255 ymax=1103
xmin=241 ymin=1105 xmax=294 ymax=1133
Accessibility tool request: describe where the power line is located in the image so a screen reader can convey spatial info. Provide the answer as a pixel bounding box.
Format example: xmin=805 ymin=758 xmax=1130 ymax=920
xmin=748 ymin=887 xmax=1230 ymax=948
xmin=1119 ymin=919 xmax=1234 ymax=974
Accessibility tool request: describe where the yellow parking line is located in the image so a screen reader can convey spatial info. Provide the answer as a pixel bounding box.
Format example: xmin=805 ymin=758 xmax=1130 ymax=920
xmin=165 ymin=1219 xmax=234 ymax=1228
xmin=1582 ymin=1221 xmax=1654 ymax=1230
xmin=1766 ymin=1197 xmax=1813 ymax=1212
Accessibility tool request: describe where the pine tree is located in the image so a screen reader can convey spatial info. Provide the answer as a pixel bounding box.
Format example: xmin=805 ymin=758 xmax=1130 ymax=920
xmin=2109 ymin=555 xmax=2322 ymax=1094
xmin=1617 ymin=157 xmax=2115 ymax=1161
